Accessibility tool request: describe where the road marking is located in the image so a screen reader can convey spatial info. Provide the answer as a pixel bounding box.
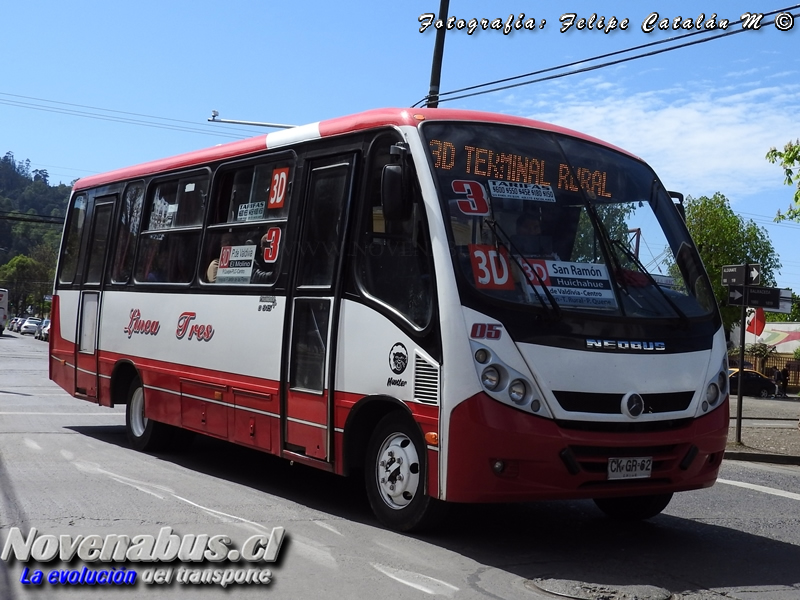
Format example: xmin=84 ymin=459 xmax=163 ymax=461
xmin=372 ymin=563 xmax=459 ymax=596
xmin=313 ymin=520 xmax=343 ymax=535
xmin=24 ymin=438 xmax=42 ymax=450
xmin=72 ymin=460 xmax=170 ymax=500
xmin=718 ymin=478 xmax=800 ymax=501
xmin=171 ymin=494 xmax=272 ymax=534
xmin=290 ymin=534 xmax=338 ymax=570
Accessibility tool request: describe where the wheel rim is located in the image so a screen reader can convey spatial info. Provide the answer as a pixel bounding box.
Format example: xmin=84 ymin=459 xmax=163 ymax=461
xmin=375 ymin=432 xmax=421 ymax=510
xmin=129 ymin=386 xmax=148 ymax=437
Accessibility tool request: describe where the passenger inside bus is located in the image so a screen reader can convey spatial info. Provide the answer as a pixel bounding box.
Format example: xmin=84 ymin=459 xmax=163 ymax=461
xmin=511 ymin=211 xmax=559 ymax=260
xmin=206 ymin=231 xmax=237 ymax=283
xmin=250 ymin=232 xmax=274 ymax=284
xmin=205 ymin=228 xmax=274 ymax=285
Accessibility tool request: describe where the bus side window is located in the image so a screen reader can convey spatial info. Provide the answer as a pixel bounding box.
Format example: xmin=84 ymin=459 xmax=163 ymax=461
xmin=174 ymin=176 xmax=208 ymax=227
xmin=228 ymin=168 xmax=255 ymax=222
xmin=59 ymin=194 xmax=88 ymax=284
xmin=134 ymin=177 xmax=206 ymax=284
xmin=111 ymin=182 xmax=144 ymax=284
xmin=357 ymin=143 xmax=434 ymax=328
xmin=202 ymin=160 xmax=294 ymax=286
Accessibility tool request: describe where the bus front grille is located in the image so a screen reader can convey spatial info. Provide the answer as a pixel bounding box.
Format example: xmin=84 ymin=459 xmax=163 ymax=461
xmin=552 ymin=391 xmax=694 ymax=414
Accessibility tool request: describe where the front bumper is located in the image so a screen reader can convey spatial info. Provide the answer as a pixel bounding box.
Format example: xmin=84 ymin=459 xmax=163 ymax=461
xmin=445 ymin=392 xmax=728 ymax=503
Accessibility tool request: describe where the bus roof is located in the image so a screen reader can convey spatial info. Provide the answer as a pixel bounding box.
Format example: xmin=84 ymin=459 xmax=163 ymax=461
xmin=73 ymin=107 xmax=637 ymax=191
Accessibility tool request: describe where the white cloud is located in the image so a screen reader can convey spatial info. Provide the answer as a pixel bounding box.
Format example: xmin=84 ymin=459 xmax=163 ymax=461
xmin=506 ymin=77 xmax=800 ymax=202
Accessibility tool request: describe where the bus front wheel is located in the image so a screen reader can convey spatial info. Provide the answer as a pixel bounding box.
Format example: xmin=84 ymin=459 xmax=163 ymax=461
xmin=364 ymin=413 xmax=444 ymax=532
xmin=125 ymin=378 xmax=172 ymax=452
xmin=593 ymin=492 xmax=673 ymax=521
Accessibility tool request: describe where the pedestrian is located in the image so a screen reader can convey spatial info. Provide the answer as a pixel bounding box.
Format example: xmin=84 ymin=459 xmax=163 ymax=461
xmin=781 ymin=366 xmax=789 ymax=398
xmin=773 ymin=367 xmax=783 ymax=398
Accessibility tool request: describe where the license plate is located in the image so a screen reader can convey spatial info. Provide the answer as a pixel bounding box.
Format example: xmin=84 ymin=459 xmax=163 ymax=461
xmin=607 ymin=457 xmax=652 ymax=480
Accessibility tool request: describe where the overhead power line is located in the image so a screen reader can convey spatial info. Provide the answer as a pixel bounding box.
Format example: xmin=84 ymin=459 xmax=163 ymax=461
xmin=0 ymin=92 xmax=267 ymax=139
xmin=415 ymin=6 xmax=800 ymax=106
xmin=0 ymin=211 xmax=64 ymax=225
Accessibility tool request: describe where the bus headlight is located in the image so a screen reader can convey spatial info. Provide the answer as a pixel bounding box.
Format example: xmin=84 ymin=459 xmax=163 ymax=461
xmin=706 ymin=382 xmax=720 ymax=407
xmin=717 ymin=370 xmax=727 ymax=395
xmin=508 ymin=380 xmax=527 ymax=404
xmin=475 ymin=348 xmax=490 ymax=364
xmin=481 ymin=367 xmax=500 ymax=391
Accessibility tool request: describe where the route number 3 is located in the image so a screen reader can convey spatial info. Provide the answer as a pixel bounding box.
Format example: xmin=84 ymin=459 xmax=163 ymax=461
xmin=452 ymin=180 xmax=490 ymax=215
xmin=262 ymin=227 xmax=282 ymax=263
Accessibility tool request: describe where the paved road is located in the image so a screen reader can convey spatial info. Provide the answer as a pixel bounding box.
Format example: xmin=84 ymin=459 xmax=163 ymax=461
xmin=1 ymin=332 xmax=800 ymax=599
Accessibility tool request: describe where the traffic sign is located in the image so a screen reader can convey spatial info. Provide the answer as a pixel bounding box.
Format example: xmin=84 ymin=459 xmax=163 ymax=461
xmin=776 ymin=288 xmax=793 ymax=314
xmin=746 ymin=286 xmax=781 ymax=309
xmin=721 ymin=264 xmax=761 ymax=286
xmin=728 ymin=286 xmax=745 ymax=305
xmin=727 ymin=285 xmax=781 ymax=309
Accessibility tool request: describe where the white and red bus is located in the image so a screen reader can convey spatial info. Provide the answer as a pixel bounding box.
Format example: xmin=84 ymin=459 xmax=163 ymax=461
xmin=50 ymin=108 xmax=729 ymax=531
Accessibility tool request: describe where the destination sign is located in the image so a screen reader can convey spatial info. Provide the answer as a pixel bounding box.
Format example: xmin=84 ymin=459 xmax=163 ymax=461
xmin=428 ymin=139 xmax=613 ymax=198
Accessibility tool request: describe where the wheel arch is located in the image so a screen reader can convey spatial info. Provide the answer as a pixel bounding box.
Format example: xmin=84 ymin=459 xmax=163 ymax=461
xmin=110 ymin=360 xmax=141 ymax=406
xmin=342 ymin=395 xmax=417 ymax=478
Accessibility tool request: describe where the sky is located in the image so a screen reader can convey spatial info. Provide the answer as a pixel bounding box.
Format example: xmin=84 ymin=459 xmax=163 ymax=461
xmin=2 ymin=1 xmax=799 ymax=291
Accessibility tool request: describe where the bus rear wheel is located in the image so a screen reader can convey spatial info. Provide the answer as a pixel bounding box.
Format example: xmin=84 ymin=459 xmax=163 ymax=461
xmin=125 ymin=378 xmax=173 ymax=452
xmin=364 ymin=413 xmax=444 ymax=532
xmin=593 ymin=492 xmax=673 ymax=521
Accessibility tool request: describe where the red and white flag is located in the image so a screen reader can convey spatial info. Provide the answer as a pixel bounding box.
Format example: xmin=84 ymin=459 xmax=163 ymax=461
xmin=746 ymin=307 xmax=765 ymax=336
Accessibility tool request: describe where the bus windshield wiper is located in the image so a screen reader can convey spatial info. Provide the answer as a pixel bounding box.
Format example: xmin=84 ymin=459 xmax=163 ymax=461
xmin=484 ymin=219 xmax=562 ymax=319
xmin=610 ymin=238 xmax=689 ymax=327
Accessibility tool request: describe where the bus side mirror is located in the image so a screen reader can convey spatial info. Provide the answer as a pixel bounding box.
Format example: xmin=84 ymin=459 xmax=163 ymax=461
xmin=381 ymin=164 xmax=412 ymax=220
xmin=668 ymin=190 xmax=685 ymax=221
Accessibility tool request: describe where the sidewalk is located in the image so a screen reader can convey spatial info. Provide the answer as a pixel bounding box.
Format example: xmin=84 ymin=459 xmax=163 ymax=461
xmin=724 ymin=393 xmax=800 ymax=466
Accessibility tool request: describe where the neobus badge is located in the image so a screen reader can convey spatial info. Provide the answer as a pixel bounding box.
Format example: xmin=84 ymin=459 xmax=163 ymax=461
xmin=586 ymin=339 xmax=666 ymax=351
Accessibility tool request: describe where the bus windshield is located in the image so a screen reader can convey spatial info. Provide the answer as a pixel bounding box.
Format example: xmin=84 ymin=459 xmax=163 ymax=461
xmin=422 ymin=122 xmax=715 ymax=319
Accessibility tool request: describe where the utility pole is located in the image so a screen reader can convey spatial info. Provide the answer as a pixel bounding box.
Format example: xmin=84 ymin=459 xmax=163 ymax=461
xmin=426 ymin=0 xmax=450 ymax=108
xmin=735 ymin=261 xmax=748 ymax=444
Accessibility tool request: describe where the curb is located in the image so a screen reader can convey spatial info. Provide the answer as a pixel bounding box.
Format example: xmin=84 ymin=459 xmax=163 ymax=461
xmin=724 ymin=451 xmax=800 ymax=466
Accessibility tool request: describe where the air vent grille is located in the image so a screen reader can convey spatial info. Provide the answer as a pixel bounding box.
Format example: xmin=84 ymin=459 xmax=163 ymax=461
xmin=414 ymin=354 xmax=440 ymax=405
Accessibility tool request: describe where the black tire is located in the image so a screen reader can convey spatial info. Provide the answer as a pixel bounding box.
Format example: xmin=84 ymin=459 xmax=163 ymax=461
xmin=125 ymin=377 xmax=174 ymax=452
xmin=364 ymin=413 xmax=446 ymax=532
xmin=759 ymin=388 xmax=770 ymax=398
xmin=593 ymin=492 xmax=673 ymax=521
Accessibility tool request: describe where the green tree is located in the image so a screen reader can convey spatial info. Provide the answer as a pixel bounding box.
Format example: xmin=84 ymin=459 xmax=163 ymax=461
xmin=683 ymin=193 xmax=781 ymax=334
xmin=571 ymin=203 xmax=636 ymax=263
xmin=765 ymin=292 xmax=800 ymax=323
xmin=746 ymin=342 xmax=776 ymax=374
xmin=766 ymin=140 xmax=800 ymax=222
xmin=0 ymin=255 xmax=51 ymax=315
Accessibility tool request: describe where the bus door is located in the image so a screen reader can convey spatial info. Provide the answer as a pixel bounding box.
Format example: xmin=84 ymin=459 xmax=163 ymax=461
xmin=74 ymin=196 xmax=114 ymax=400
xmin=283 ymin=155 xmax=356 ymax=461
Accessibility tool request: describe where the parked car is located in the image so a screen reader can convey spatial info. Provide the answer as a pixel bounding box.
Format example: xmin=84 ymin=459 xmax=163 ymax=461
xmin=728 ymin=368 xmax=776 ymax=398
xmin=41 ymin=321 xmax=51 ymax=342
xmin=9 ymin=317 xmax=25 ymax=332
xmin=34 ymin=319 xmax=50 ymax=340
xmin=19 ymin=317 xmax=42 ymax=335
